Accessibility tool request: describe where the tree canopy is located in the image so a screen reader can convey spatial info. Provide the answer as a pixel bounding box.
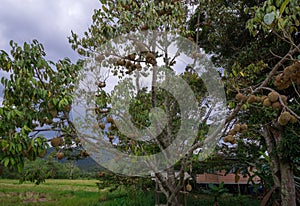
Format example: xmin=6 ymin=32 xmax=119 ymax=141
xmin=0 ymin=0 xmax=299 ymax=205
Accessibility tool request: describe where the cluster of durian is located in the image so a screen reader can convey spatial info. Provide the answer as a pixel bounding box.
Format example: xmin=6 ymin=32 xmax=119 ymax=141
xmin=50 ymin=137 xmax=65 ymax=160
xmin=274 ymin=62 xmax=300 ymax=90
xmin=235 ymin=91 xmax=287 ymax=110
xmin=145 ymin=52 xmax=157 ymax=65
xmin=94 ymin=116 xmax=116 ymax=143
xmin=224 ymin=123 xmax=248 ymax=144
xmin=56 ymin=151 xmax=64 ymax=160
xmin=277 ymin=111 xmax=298 ymax=126
xmin=114 ymin=51 xmax=156 ymax=74
xmin=80 ymin=150 xmax=89 ymax=158
xmin=50 ymin=137 xmax=64 ymax=147
xmin=95 ymin=54 xmax=105 ymax=63
xmin=235 ymin=91 xmax=298 ymax=126
xmin=115 ymin=55 xmax=142 ymax=74
xmin=261 ymin=91 xmax=287 ymax=110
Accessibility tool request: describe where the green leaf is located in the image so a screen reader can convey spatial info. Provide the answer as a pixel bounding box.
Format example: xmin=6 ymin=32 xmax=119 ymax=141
xmin=9 ymin=157 xmax=16 ymax=166
xmin=3 ymin=157 xmax=10 ymax=167
xmin=17 ymin=144 xmax=22 ymax=152
xmin=23 ymin=125 xmax=32 ymax=133
xmin=17 ymin=163 xmax=23 ymax=173
xmin=102 ymin=5 xmax=108 ymax=12
xmin=14 ymin=110 xmax=23 ymax=117
xmin=280 ymin=0 xmax=290 ymax=16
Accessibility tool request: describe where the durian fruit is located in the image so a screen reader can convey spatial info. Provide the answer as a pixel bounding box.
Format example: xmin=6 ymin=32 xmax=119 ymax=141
xmin=278 ymin=111 xmax=292 ymax=126
xmin=290 ymin=115 xmax=298 ymax=124
xmin=98 ymin=82 xmax=106 ymax=88
xmin=268 ymin=91 xmax=279 ymax=102
xmin=125 ymin=60 xmax=133 ymax=68
xmin=104 ymin=51 xmax=111 ymax=57
xmin=224 ymin=135 xmax=236 ymax=144
xmin=284 ymin=62 xmax=299 ymax=78
xmin=127 ymin=53 xmax=136 ymax=61
xmin=223 ymin=136 xmax=229 ymax=142
xmin=274 ymin=62 xmax=300 ymax=90
xmin=235 ymin=93 xmax=247 ymax=102
xmin=228 ymin=129 xmax=237 ymax=135
xmin=272 ymin=102 xmax=282 ymax=110
xmin=274 ymin=73 xmax=291 ymax=90
xmin=233 ymin=124 xmax=241 ymax=132
xmin=116 ymin=59 xmax=126 ymax=66
xmin=296 ymin=71 xmax=300 ymax=84
xmin=255 ymin=96 xmax=262 ymax=103
xmin=260 ymin=95 xmax=268 ymax=103
xmin=122 ymin=4 xmax=130 ymax=10
xmin=43 ymin=117 xmax=53 ymax=124
xmin=136 ymin=63 xmax=142 ymax=71
xmin=131 ymin=64 xmax=137 ymax=70
xmin=99 ymin=123 xmax=106 ymax=130
xmin=186 ymin=184 xmax=192 ymax=192
xmin=107 ymin=116 xmax=114 ymax=124
xmin=240 ymin=123 xmax=248 ymax=132
xmin=140 ymin=24 xmax=149 ymax=31
xmin=49 ymin=109 xmax=58 ymax=118
xmin=109 ymin=124 xmax=117 ymax=131
xmin=291 ymin=65 xmax=300 ymax=82
xmin=280 ymin=95 xmax=287 ymax=104
xmin=80 ymin=150 xmax=89 ymax=158
xmin=274 ymin=74 xmax=283 ymax=87
xmin=64 ymin=105 xmax=71 ymax=112
xmin=38 ymin=149 xmax=47 ymax=158
xmin=51 ymin=137 xmax=64 ymax=147
xmin=95 ymin=54 xmax=105 ymax=62
xmin=231 ymin=139 xmax=237 ymax=144
xmin=227 ymin=135 xmax=235 ymax=142
xmin=145 ymin=52 xmax=155 ymax=63
xmin=247 ymin=95 xmax=256 ymax=104
xmin=263 ymin=98 xmax=272 ymax=107
xmin=56 ymin=152 xmax=64 ymax=160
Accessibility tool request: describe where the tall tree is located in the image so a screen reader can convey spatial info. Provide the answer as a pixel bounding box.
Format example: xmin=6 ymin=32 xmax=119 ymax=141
xmin=189 ymin=0 xmax=300 ymax=205
xmin=0 ymin=40 xmax=84 ymax=183
xmin=69 ymin=0 xmax=225 ymax=205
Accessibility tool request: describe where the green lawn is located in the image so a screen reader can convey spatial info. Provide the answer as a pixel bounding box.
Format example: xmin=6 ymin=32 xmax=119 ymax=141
xmin=0 ymin=179 xmax=100 ymax=206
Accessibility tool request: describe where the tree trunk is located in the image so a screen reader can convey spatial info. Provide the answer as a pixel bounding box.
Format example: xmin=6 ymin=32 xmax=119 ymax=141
xmin=262 ymin=125 xmax=296 ymax=206
xmin=280 ymin=161 xmax=296 ymax=206
xmin=166 ymin=167 xmax=182 ymax=205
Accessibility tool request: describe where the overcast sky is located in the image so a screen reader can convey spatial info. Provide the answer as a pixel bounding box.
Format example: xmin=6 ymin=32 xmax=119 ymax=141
xmin=0 ymin=0 xmax=99 ymax=61
xmin=0 ymin=0 xmax=100 ymax=105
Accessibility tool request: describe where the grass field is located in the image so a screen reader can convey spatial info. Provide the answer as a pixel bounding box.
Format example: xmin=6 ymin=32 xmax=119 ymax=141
xmin=0 ymin=179 xmax=260 ymax=206
xmin=0 ymin=179 xmax=100 ymax=206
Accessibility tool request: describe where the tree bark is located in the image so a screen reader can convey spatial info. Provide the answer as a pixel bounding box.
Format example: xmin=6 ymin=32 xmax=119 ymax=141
xmin=280 ymin=161 xmax=296 ymax=206
xmin=262 ymin=125 xmax=281 ymax=188
xmin=262 ymin=125 xmax=296 ymax=206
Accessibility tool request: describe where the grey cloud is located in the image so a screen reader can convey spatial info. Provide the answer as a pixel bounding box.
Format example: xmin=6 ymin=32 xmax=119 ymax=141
xmin=0 ymin=0 xmax=100 ymax=103
xmin=0 ymin=0 xmax=99 ymax=61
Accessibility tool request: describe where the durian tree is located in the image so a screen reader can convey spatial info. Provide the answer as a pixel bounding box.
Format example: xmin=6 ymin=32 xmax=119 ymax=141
xmin=69 ymin=0 xmax=225 ymax=205
xmin=189 ymin=0 xmax=300 ymax=205
xmin=0 ymin=40 xmax=85 ymax=184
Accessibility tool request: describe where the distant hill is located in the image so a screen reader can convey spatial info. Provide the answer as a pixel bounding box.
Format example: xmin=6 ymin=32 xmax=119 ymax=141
xmin=46 ymin=147 xmax=106 ymax=172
